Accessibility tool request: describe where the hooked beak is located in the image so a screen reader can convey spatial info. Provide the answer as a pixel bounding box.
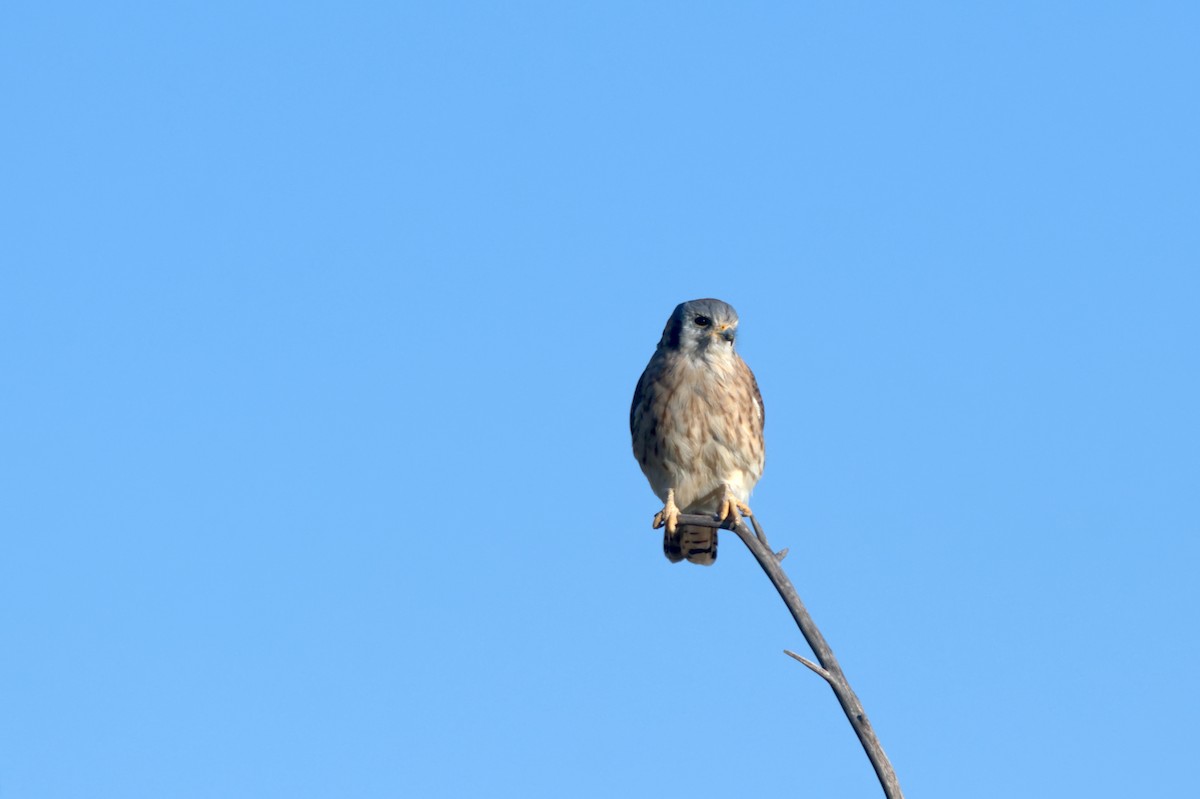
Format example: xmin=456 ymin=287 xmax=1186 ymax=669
xmin=718 ymin=324 xmax=735 ymax=343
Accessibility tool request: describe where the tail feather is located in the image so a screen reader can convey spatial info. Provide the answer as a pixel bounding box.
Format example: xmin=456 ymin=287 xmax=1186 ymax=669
xmin=663 ymin=524 xmax=717 ymax=566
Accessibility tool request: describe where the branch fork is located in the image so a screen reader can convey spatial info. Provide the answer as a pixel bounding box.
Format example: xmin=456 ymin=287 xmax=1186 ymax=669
xmin=671 ymin=510 xmax=904 ymax=799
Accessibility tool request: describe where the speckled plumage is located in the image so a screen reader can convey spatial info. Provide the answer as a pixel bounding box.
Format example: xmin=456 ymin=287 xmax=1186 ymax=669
xmin=630 ymin=299 xmax=765 ymax=565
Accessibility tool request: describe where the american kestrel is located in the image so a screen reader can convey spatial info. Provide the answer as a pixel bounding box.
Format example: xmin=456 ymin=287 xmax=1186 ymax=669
xmin=630 ymin=299 xmax=765 ymax=565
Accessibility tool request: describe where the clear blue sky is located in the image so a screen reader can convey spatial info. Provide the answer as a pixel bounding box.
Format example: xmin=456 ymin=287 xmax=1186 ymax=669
xmin=3 ymin=3 xmax=1197 ymax=797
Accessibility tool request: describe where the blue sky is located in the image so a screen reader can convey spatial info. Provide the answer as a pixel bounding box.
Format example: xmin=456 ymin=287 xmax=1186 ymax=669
xmin=2 ymin=2 xmax=1198 ymax=797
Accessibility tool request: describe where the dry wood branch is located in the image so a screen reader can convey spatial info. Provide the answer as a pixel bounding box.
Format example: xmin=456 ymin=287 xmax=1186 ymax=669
xmin=674 ymin=512 xmax=904 ymax=799
xmin=784 ymin=649 xmax=832 ymax=682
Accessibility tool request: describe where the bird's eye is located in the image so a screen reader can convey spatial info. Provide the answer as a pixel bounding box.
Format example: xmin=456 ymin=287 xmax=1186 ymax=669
xmin=694 ymin=316 xmax=711 ymax=327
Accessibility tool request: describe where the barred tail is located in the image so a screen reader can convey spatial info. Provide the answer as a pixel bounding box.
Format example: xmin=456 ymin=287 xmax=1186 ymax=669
xmin=663 ymin=524 xmax=717 ymax=566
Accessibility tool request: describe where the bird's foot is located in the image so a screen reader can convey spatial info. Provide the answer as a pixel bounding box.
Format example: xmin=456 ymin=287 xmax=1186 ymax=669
xmin=716 ymin=491 xmax=752 ymax=525
xmin=652 ymin=489 xmax=681 ymax=534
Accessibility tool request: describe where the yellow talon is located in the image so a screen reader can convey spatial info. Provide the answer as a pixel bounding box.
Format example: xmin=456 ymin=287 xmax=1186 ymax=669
xmin=652 ymin=488 xmax=681 ymax=534
xmin=716 ymin=493 xmax=752 ymax=523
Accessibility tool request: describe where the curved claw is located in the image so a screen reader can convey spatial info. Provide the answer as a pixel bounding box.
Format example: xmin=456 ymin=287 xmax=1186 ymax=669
xmin=652 ymin=489 xmax=681 ymax=534
xmin=715 ymin=494 xmax=753 ymax=525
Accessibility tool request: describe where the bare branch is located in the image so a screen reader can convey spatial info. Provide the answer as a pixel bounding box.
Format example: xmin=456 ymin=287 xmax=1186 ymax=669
xmin=675 ymin=511 xmax=904 ymax=798
xmin=784 ymin=649 xmax=832 ymax=682
xmin=674 ymin=513 xmax=725 ymax=528
xmin=749 ymin=513 xmax=772 ymax=549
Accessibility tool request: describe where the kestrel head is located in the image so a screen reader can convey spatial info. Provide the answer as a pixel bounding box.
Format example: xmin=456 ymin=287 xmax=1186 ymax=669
xmin=659 ymin=298 xmax=740 ymax=353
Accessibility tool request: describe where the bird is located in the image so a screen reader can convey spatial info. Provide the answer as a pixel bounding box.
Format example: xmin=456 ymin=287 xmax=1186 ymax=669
xmin=630 ymin=298 xmax=765 ymax=565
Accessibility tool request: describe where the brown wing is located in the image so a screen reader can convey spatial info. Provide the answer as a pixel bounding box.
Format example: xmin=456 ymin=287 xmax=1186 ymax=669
xmin=629 ymin=357 xmax=659 ymax=470
xmin=629 ymin=352 xmax=662 ymax=442
xmin=737 ymin=353 xmax=765 ymax=448
xmin=630 ymin=367 xmax=646 ymax=435
xmin=749 ymin=361 xmax=764 ymax=433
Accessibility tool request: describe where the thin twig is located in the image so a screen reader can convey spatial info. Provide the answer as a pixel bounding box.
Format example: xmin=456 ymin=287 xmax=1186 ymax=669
xmin=749 ymin=513 xmax=773 ymax=549
xmin=784 ymin=649 xmax=832 ymax=682
xmin=747 ymin=514 xmax=787 ymax=560
xmin=674 ymin=512 xmax=904 ymax=799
